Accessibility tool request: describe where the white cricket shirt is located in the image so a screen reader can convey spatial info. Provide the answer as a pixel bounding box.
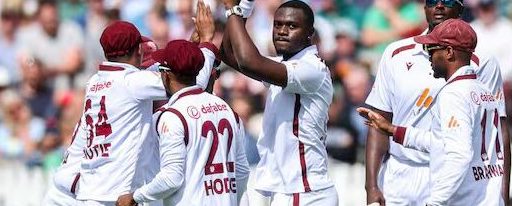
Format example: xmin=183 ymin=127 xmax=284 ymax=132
xmin=253 ymin=45 xmax=334 ymax=193
xmin=133 ymin=86 xmax=250 ymax=205
xmin=365 ymin=35 xmax=506 ymax=165
xmin=394 ymin=66 xmax=504 ymax=206
xmin=75 ymin=62 xmax=167 ymax=201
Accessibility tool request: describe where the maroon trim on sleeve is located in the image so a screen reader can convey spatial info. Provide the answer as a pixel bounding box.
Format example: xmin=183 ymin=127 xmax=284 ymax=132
xmin=99 ymin=65 xmax=124 ymax=71
xmin=471 ymin=54 xmax=480 ymax=66
xmin=198 ymin=42 xmax=221 ymax=66
xmin=70 ymin=173 xmax=81 ymax=194
xmin=69 ymin=116 xmax=82 ymax=145
xmin=392 ymin=44 xmax=416 ymax=58
xmin=168 ymin=108 xmax=189 ymax=146
xmin=155 ymin=108 xmax=189 ymax=146
xmin=393 ymin=126 xmax=407 ymax=145
xmin=154 ymin=109 xmax=165 ymax=134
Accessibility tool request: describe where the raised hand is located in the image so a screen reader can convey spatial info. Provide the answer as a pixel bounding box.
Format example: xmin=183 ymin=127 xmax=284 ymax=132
xmin=357 ymin=107 xmax=395 ymax=136
xmin=195 ymin=0 xmax=215 ymax=43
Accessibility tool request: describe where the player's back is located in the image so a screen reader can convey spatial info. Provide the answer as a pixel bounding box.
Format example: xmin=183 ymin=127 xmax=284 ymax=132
xmin=435 ymin=74 xmax=504 ymax=205
xmin=77 ymin=62 xmax=165 ymax=201
xmin=157 ymin=87 xmax=247 ymax=206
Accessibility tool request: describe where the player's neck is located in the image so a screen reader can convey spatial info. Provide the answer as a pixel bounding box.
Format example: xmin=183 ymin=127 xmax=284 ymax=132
xmin=281 ymin=44 xmax=312 ymax=61
xmin=169 ymin=82 xmax=193 ymax=95
xmin=108 ymin=55 xmax=140 ymax=68
xmin=445 ymin=62 xmax=470 ymax=80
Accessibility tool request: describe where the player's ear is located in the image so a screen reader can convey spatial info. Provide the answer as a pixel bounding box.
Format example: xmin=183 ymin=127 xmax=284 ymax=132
xmin=308 ymin=29 xmax=316 ymax=42
xmin=445 ymin=46 xmax=455 ymax=60
xmin=137 ymin=43 xmax=143 ymax=56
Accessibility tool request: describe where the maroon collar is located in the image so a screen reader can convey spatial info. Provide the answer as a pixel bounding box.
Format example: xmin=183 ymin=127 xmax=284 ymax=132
xmin=177 ymin=88 xmax=203 ymax=100
xmin=99 ymin=65 xmax=124 ymax=71
xmin=446 ymin=74 xmax=477 ymax=85
xmin=168 ymin=87 xmax=204 ymax=106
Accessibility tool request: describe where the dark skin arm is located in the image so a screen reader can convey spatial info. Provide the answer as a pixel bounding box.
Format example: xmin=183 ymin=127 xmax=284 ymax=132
xmin=501 ymin=117 xmax=510 ymax=206
xmin=220 ymin=19 xmax=241 ymax=71
xmin=223 ymin=5 xmax=288 ymax=87
xmin=365 ymin=107 xmax=392 ymax=206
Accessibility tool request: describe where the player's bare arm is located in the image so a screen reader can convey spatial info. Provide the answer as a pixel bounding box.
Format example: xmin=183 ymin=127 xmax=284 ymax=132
xmin=220 ymin=26 xmax=239 ymax=70
xmin=222 ymin=0 xmax=288 ymax=87
xmin=220 ymin=0 xmax=255 ymax=71
xmin=358 ymin=107 xmax=392 ymax=206
xmin=220 ymin=0 xmax=242 ymax=71
xmin=501 ymin=117 xmax=510 ymax=206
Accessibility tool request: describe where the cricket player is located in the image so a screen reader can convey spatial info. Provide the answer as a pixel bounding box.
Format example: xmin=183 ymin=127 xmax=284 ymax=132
xmin=364 ymin=0 xmax=510 ymax=205
xmin=360 ymin=19 xmax=505 ymax=206
xmin=221 ymin=0 xmax=338 ymax=205
xmin=116 ymin=39 xmax=249 ymax=206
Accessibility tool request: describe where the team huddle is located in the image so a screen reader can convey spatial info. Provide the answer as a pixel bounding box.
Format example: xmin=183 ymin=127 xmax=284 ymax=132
xmin=42 ymin=0 xmax=509 ymax=206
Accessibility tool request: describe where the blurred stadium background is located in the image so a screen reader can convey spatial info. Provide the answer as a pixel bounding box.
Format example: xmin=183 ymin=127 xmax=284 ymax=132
xmin=1 ymin=0 xmax=512 ymax=205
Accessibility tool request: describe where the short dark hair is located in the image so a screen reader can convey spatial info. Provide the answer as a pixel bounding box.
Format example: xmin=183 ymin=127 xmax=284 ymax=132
xmin=106 ymin=44 xmax=138 ymax=62
xmin=278 ymin=0 xmax=315 ymax=28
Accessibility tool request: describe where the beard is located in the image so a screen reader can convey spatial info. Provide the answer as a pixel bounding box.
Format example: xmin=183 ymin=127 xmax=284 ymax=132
xmin=432 ymin=66 xmax=446 ymax=79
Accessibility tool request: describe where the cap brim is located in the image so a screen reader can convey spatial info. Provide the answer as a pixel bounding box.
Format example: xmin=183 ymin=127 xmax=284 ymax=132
xmin=141 ymin=59 xmax=158 ymax=68
xmin=141 ymin=36 xmax=153 ymax=43
xmin=151 ymin=49 xmax=167 ymax=65
xmin=413 ymin=35 xmax=439 ymax=46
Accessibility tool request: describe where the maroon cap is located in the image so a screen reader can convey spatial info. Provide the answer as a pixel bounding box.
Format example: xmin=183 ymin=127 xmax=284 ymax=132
xmin=100 ymin=21 xmax=143 ymax=58
xmin=414 ymin=19 xmax=477 ymax=52
xmin=140 ymin=36 xmax=158 ymax=68
xmin=151 ymin=40 xmax=205 ymax=76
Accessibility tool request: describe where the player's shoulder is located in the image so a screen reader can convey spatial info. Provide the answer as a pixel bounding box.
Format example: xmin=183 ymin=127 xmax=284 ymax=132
xmin=471 ymin=51 xmax=487 ymax=66
xmin=471 ymin=51 xmax=497 ymax=68
xmin=471 ymin=51 xmax=502 ymax=80
xmin=383 ymin=37 xmax=419 ymax=59
xmin=443 ymin=74 xmax=480 ymax=96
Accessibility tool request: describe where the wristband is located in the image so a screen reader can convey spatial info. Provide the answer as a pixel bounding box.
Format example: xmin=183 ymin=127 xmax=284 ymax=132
xmin=225 ymin=5 xmax=243 ymax=18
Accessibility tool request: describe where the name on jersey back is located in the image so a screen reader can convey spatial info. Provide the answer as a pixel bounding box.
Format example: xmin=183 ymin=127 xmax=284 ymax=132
xmin=89 ymin=81 xmax=113 ymax=92
xmin=201 ymin=103 xmax=228 ymax=114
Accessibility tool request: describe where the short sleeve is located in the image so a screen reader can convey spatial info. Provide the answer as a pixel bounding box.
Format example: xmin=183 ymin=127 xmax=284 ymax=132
xmin=365 ymin=46 xmax=394 ymax=112
xmin=282 ymin=59 xmax=326 ymax=94
xmin=125 ymin=70 xmax=167 ymax=101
